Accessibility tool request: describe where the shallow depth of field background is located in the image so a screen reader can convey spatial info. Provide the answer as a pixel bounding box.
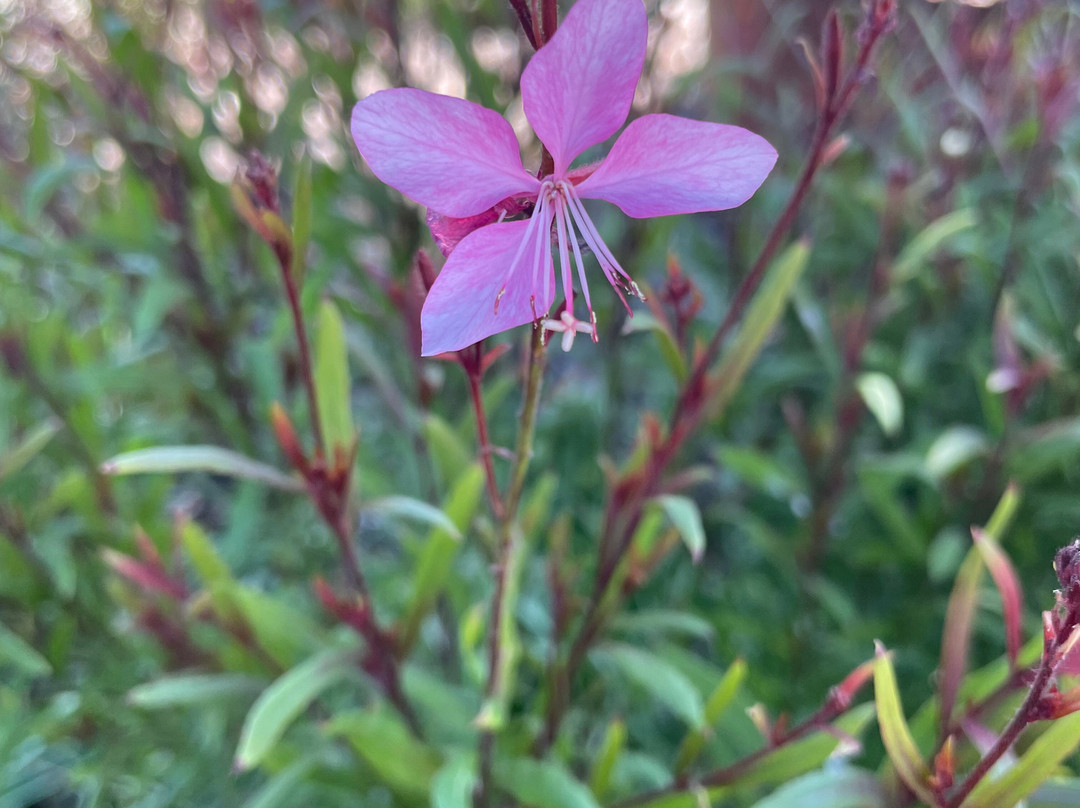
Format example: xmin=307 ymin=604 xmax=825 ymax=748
xmin=1 ymin=0 xmax=1080 ymax=806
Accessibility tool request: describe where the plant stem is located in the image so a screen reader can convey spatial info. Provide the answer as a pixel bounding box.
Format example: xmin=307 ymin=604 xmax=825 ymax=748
xmin=476 ymin=326 xmax=547 ymax=807
xmin=614 ymin=690 xmax=852 ymax=808
xmin=943 ymin=654 xmax=1053 ymax=808
xmin=467 ymin=367 xmax=506 ymax=521
xmin=279 ymin=261 xmax=325 ymax=456
xmin=541 ymin=3 xmax=896 ymax=751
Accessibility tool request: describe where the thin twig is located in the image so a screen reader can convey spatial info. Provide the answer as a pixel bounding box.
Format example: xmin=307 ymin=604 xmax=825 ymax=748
xmin=477 ymin=326 xmax=547 ymax=807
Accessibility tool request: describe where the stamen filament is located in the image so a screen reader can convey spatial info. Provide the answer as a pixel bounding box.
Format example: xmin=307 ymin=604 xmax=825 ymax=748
xmin=495 ymin=187 xmax=548 ymax=314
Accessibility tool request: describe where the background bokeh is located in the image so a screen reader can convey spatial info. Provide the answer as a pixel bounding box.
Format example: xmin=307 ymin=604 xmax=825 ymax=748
xmin=1 ymin=0 xmax=1079 ymax=805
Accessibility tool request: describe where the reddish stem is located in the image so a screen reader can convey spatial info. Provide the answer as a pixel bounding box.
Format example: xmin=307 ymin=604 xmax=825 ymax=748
xmin=541 ymin=3 xmax=895 ymax=751
xmin=467 ymin=367 xmax=506 ymax=520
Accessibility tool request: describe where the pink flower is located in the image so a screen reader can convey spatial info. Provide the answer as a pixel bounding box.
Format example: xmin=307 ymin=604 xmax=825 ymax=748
xmin=351 ymin=0 xmax=777 ymax=356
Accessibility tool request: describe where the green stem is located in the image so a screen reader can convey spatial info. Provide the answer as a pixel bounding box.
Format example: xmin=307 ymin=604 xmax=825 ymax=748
xmin=476 ymin=326 xmax=547 ymax=807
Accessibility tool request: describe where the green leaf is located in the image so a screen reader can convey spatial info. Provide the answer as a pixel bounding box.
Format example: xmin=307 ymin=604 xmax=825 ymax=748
xmin=710 ymin=239 xmax=811 ymax=417
xmin=326 ymin=705 xmax=442 ymax=798
xmin=178 ymin=519 xmax=232 ymax=587
xmin=873 ymin=648 xmax=933 ymax=804
xmin=400 ymin=465 xmax=485 ymax=653
xmin=228 ymin=585 xmax=322 ymax=667
xmin=495 ymin=758 xmax=601 ymax=808
xmin=962 ymin=713 xmax=1080 ymax=808
xmin=650 ymin=495 xmax=706 ymax=563
xmin=127 ymin=673 xmax=260 ymax=709
xmin=926 ymin=427 xmax=989 ymax=480
xmin=0 ymin=620 xmax=51 ymax=677
xmin=749 ymin=767 xmax=886 ymax=808
xmin=244 ymin=754 xmax=319 ymax=808
xmin=1010 ymin=418 xmax=1080 ymax=483
xmin=423 ymin=414 xmax=475 ymax=488
xmin=594 ymin=643 xmax=706 ymax=729
xmin=588 ymin=718 xmax=626 ymax=800
xmin=675 ymin=658 xmax=747 ymax=774
xmin=314 ymin=300 xmax=355 ymax=458
xmin=290 ymin=155 xmax=312 ymax=284
xmin=100 ymin=445 xmax=302 ymax=492
xmin=234 ymin=648 xmax=358 ymax=772
xmin=364 ymin=495 xmax=462 ymax=539
xmin=893 ymin=208 xmax=978 ymax=282
xmin=432 ymin=757 xmax=477 ymax=808
xmin=856 ymin=372 xmax=903 ymax=437
xmin=611 ymin=610 xmax=715 ymax=641
xmin=622 ymin=311 xmax=687 ymax=381
xmin=0 ymin=418 xmax=60 ymax=484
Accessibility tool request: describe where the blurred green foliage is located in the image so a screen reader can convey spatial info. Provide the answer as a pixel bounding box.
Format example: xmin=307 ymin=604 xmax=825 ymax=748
xmin=1 ymin=0 xmax=1080 ymax=806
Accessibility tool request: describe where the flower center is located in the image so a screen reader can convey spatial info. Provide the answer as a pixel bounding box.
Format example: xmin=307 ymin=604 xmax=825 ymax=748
xmin=493 ymin=177 xmax=643 ymax=352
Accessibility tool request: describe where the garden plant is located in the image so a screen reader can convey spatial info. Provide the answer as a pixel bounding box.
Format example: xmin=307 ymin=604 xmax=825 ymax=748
xmin=2 ymin=0 xmax=1080 ymax=806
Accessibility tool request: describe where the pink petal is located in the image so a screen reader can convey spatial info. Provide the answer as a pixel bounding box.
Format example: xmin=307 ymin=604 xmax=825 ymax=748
xmin=351 ymin=88 xmax=539 ymax=218
xmin=576 ymin=114 xmax=778 ymax=217
xmin=421 ymin=220 xmax=554 ymax=356
xmin=520 ymin=0 xmax=647 ymax=175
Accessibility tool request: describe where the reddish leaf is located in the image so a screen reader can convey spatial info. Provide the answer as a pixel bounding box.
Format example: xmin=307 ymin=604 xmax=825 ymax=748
xmin=972 ymin=527 xmax=1024 ymax=667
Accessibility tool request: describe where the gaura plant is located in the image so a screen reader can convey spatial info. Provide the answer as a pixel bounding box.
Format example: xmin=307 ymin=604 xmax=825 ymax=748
xmin=350 ymin=0 xmax=777 ymax=355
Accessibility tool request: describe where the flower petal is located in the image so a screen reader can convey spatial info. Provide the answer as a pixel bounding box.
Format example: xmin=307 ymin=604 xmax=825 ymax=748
xmin=421 ymin=220 xmax=555 ymax=355
xmin=351 ymin=88 xmax=539 ymax=218
xmin=576 ymin=114 xmax=778 ymax=217
xmin=520 ymin=0 xmax=647 ymax=175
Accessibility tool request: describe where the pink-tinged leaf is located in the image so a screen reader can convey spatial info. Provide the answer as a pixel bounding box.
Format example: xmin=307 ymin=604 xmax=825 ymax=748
xmin=351 ymin=89 xmax=538 ymax=218
xmin=421 ymin=220 xmax=555 ymax=356
xmin=972 ymin=527 xmax=1024 ymax=667
xmin=939 ymin=549 xmax=984 ymax=734
xmin=577 ymin=114 xmax=777 ymax=218
xmin=103 ymin=549 xmax=187 ymax=600
xmin=520 ymin=0 xmax=646 ymax=175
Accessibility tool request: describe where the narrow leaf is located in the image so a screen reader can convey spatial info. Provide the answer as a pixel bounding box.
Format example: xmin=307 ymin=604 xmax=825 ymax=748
xmin=244 ymin=755 xmax=319 ymax=808
xmin=939 ymin=550 xmax=984 ymax=731
xmin=101 ymin=446 xmax=301 ymax=492
xmin=0 ymin=418 xmax=60 ymax=483
xmin=622 ymin=312 xmax=687 ymax=381
xmin=874 ymin=646 xmax=934 ymax=804
xmin=651 ymin=495 xmax=706 ymax=563
xmin=128 ymin=673 xmax=260 ymax=709
xmin=399 ymin=465 xmax=485 ymax=653
xmin=588 ymin=718 xmax=626 ymax=800
xmin=314 ymin=300 xmax=355 ymax=458
xmin=710 ymin=239 xmax=811 ymax=416
xmin=926 ymin=427 xmax=989 ymax=481
xmin=594 ymin=643 xmax=705 ymax=729
xmin=234 ymin=648 xmax=357 ymax=771
xmin=179 ymin=519 xmax=232 ymax=587
xmin=972 ymin=527 xmax=1023 ymax=666
xmin=326 ymin=705 xmax=442 ymax=798
xmin=432 ymin=756 xmax=477 ymax=808
xmin=364 ymin=495 xmax=462 ymax=539
xmin=856 ymin=372 xmax=903 ymax=437
xmin=893 ymin=208 xmax=978 ymax=282
xmin=0 ymin=620 xmax=51 ymax=677
xmin=675 ymin=658 xmax=747 ymax=775
xmin=495 ymin=758 xmax=601 ymax=808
